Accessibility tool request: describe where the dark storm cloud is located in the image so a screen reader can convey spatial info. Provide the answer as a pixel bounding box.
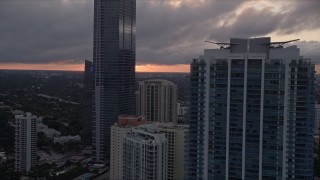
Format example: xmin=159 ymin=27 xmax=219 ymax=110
xmin=208 ymin=7 xmax=281 ymax=41
xmin=0 ymin=0 xmax=319 ymax=65
xmin=296 ymin=41 xmax=320 ymax=61
xmin=137 ymin=0 xmax=320 ymax=64
xmin=0 ymin=0 xmax=93 ymax=64
xmin=136 ymin=0 xmax=245 ymax=65
xmin=208 ymin=1 xmax=320 ymax=40
xmin=278 ymin=1 xmax=320 ymax=34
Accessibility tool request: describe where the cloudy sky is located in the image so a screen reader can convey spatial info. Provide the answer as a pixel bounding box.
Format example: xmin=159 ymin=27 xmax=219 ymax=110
xmin=0 ymin=0 xmax=319 ymax=72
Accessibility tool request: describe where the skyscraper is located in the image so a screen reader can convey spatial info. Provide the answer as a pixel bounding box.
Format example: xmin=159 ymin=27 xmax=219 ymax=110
xmin=186 ymin=37 xmax=315 ymax=179
xmin=82 ymin=60 xmax=93 ymax=146
xmin=137 ymin=79 xmax=177 ymax=123
xmin=15 ymin=113 xmax=37 ymax=172
xmin=92 ymin=0 xmax=136 ymax=163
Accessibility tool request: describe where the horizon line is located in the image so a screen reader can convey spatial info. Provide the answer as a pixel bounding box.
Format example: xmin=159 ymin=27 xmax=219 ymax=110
xmin=0 ymin=68 xmax=190 ymax=73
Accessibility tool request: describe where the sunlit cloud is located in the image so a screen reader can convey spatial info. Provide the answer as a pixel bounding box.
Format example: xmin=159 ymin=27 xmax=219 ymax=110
xmin=0 ymin=63 xmax=84 ymax=71
xmin=136 ymin=64 xmax=189 ymax=72
xmin=3 ymin=62 xmax=320 ymax=74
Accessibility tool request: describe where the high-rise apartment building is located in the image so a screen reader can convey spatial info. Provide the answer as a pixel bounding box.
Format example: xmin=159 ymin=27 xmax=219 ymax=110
xmin=137 ymin=79 xmax=177 ymax=123
xmin=110 ymin=115 xmax=146 ymax=180
xmin=15 ymin=113 xmax=37 ymax=172
xmin=186 ymin=37 xmax=315 ymax=179
xmin=123 ymin=124 xmax=167 ymax=180
xmin=92 ymin=0 xmax=136 ymax=162
xmin=158 ymin=123 xmax=188 ymax=180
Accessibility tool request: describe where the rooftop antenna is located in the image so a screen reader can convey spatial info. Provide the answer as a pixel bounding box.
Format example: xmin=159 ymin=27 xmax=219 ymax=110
xmin=205 ymin=40 xmax=239 ymax=49
xmin=265 ymin=39 xmax=300 ymax=48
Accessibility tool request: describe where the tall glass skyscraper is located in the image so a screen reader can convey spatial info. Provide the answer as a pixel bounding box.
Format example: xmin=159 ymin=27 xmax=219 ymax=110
xmin=83 ymin=60 xmax=93 ymax=146
xmin=92 ymin=0 xmax=136 ymax=163
xmin=186 ymin=37 xmax=315 ymax=179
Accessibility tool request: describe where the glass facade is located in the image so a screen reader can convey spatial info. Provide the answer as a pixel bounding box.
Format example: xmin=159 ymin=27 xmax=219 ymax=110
xmin=186 ymin=59 xmax=206 ymax=179
xmin=186 ymin=38 xmax=315 ymax=180
xmin=92 ymin=0 xmax=136 ymax=163
xmin=83 ymin=60 xmax=93 ymax=146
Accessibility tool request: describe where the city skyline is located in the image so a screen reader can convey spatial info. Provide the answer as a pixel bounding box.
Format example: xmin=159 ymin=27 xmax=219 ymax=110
xmin=0 ymin=0 xmax=319 ymax=72
xmin=0 ymin=0 xmax=318 ymax=177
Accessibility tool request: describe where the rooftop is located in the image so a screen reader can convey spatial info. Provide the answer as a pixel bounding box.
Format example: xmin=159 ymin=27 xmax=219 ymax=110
xmin=117 ymin=114 xmax=146 ymax=128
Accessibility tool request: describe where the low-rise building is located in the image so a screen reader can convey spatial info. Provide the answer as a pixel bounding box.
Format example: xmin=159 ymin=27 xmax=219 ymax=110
xmin=53 ymin=135 xmax=81 ymax=144
xmin=13 ymin=110 xmax=24 ymax=115
xmin=37 ymin=123 xmax=61 ymax=139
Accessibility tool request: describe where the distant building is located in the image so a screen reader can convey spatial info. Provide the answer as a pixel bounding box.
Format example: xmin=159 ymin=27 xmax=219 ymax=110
xmin=186 ymin=37 xmax=315 ymax=179
xmin=15 ymin=113 xmax=37 ymax=172
xmin=83 ymin=60 xmax=93 ymax=145
xmin=315 ymin=104 xmax=320 ymax=135
xmin=158 ymin=123 xmax=188 ymax=180
xmin=123 ymin=124 xmax=167 ymax=180
xmin=0 ymin=152 xmax=7 ymax=166
xmin=177 ymin=101 xmax=189 ymax=123
xmin=137 ymin=79 xmax=177 ymax=123
xmin=177 ymin=102 xmax=189 ymax=117
xmin=13 ymin=110 xmax=24 ymax=115
xmin=37 ymin=123 xmax=61 ymax=139
xmin=0 ymin=102 xmax=11 ymax=110
xmin=110 ymin=115 xmax=146 ymax=180
xmin=53 ymin=135 xmax=81 ymax=144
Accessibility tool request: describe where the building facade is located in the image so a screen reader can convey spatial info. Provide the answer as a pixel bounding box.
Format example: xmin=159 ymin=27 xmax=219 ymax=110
xmin=137 ymin=79 xmax=177 ymax=123
xmin=158 ymin=123 xmax=188 ymax=180
xmin=123 ymin=125 xmax=167 ymax=180
xmin=110 ymin=115 xmax=146 ymax=180
xmin=92 ymin=0 xmax=136 ymax=163
xmin=15 ymin=113 xmax=37 ymax=172
xmin=186 ymin=37 xmax=315 ymax=180
xmin=83 ymin=60 xmax=93 ymax=146
xmin=315 ymin=104 xmax=320 ymax=135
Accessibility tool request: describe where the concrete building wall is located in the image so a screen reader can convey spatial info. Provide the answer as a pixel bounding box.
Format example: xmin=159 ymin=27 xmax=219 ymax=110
xmin=159 ymin=123 xmax=188 ymax=180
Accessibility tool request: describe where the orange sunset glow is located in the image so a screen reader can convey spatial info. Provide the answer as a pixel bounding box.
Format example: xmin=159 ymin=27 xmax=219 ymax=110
xmin=0 ymin=63 xmax=190 ymax=73
xmin=1 ymin=63 xmax=320 ymax=73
